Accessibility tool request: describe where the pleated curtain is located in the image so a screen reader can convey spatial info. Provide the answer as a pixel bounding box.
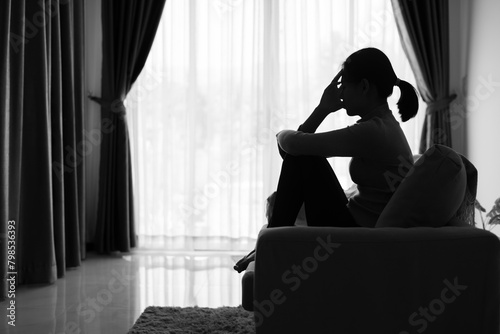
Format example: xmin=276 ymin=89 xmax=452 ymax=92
xmin=391 ymin=0 xmax=456 ymax=153
xmin=89 ymin=0 xmax=166 ymax=253
xmin=0 ymin=0 xmax=86 ymax=299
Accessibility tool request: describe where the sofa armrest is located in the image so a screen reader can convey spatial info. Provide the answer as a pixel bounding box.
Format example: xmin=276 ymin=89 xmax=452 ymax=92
xmin=253 ymin=226 xmax=500 ymax=334
xmin=242 ymin=261 xmax=255 ymax=311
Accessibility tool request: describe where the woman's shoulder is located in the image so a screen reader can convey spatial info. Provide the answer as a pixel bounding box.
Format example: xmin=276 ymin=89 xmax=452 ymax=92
xmin=359 ymin=108 xmax=406 ymax=137
xmin=350 ymin=109 xmax=411 ymax=155
xmin=349 ymin=111 xmax=394 ymax=136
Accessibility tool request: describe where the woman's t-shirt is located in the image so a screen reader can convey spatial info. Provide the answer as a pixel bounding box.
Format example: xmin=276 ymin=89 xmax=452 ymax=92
xmin=277 ymin=103 xmax=413 ymax=227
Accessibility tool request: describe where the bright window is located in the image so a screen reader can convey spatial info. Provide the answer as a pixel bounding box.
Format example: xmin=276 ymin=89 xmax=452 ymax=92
xmin=127 ymin=0 xmax=425 ymax=250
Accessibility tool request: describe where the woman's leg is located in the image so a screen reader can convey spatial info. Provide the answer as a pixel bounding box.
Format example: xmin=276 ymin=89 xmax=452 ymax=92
xmin=234 ymin=155 xmax=356 ymax=272
xmin=269 ymin=155 xmax=357 ymax=227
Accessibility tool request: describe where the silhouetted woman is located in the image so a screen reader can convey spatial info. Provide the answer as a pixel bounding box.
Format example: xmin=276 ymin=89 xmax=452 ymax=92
xmin=235 ymin=47 xmax=419 ymax=272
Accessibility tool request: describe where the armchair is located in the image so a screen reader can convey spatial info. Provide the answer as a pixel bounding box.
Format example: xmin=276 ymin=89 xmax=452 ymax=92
xmin=241 ymin=145 xmax=500 ymax=333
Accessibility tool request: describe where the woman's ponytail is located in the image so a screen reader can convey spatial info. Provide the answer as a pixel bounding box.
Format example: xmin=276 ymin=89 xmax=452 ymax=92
xmin=396 ymin=79 xmax=419 ymax=122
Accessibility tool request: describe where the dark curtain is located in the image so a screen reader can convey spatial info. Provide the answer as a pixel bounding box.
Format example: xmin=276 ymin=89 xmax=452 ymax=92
xmin=391 ymin=0 xmax=456 ymax=153
xmin=90 ymin=0 xmax=166 ymax=253
xmin=0 ymin=0 xmax=86 ymax=300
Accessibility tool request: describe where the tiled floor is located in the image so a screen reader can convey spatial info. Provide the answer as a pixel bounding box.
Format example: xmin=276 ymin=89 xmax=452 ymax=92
xmin=0 ymin=250 xmax=247 ymax=334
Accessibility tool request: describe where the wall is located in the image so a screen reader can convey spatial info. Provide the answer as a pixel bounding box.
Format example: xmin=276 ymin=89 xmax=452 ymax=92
xmin=465 ymin=0 xmax=500 ymax=212
xmin=84 ymin=0 xmax=102 ymax=243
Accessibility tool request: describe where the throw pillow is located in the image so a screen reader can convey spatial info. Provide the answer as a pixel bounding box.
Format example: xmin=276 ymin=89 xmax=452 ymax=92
xmin=376 ymin=144 xmax=467 ymax=228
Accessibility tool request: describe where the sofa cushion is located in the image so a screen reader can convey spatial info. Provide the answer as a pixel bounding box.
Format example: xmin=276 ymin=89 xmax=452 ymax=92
xmin=376 ymin=144 xmax=467 ymax=228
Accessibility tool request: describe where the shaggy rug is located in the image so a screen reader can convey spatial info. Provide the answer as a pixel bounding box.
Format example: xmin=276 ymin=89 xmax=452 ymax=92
xmin=128 ymin=305 xmax=256 ymax=333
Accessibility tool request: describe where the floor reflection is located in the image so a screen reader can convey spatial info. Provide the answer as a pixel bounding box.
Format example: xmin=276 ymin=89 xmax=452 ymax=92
xmin=0 ymin=250 xmax=247 ymax=334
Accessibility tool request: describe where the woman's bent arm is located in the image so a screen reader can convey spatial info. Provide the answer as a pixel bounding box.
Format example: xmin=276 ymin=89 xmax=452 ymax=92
xmin=298 ymin=106 xmax=331 ymax=133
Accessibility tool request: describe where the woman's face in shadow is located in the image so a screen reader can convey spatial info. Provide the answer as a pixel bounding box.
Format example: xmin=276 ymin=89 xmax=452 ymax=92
xmin=339 ymin=78 xmax=365 ymax=117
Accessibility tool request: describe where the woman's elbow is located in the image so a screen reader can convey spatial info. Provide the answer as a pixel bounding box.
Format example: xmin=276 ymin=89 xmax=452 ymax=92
xmin=277 ymin=130 xmax=305 ymax=155
xmin=280 ymin=138 xmax=301 ymax=155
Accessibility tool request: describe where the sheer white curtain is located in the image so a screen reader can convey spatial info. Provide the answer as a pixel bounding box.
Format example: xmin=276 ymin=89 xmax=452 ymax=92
xmin=127 ymin=0 xmax=424 ymax=251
